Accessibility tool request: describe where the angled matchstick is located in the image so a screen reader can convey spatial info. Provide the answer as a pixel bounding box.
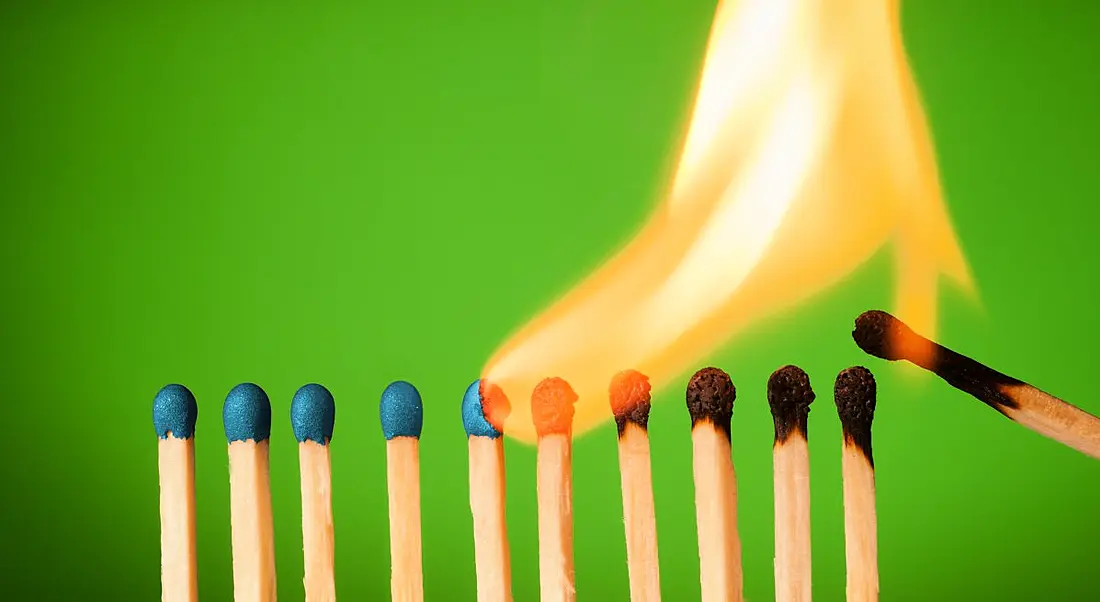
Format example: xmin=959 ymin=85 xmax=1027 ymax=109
xmin=380 ymin=381 xmax=425 ymax=602
xmin=686 ymin=367 xmax=743 ymax=602
xmin=291 ymin=384 xmax=337 ymax=602
xmin=609 ymin=370 xmax=662 ymax=602
xmin=532 ymin=377 xmax=578 ymax=602
xmin=853 ymin=309 xmax=1100 ymax=459
xmin=153 ymin=384 xmax=199 ymax=602
xmin=462 ymin=380 xmax=514 ymax=602
xmin=223 ymin=383 xmax=278 ymax=602
xmin=767 ymin=366 xmax=814 ymax=602
xmin=834 ymin=367 xmax=879 ymax=602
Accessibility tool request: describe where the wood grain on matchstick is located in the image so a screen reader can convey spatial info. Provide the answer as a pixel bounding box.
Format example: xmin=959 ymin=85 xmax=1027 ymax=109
xmin=386 ymin=437 xmax=424 ymax=602
xmin=229 ymin=440 xmax=278 ymax=602
xmin=298 ymin=442 xmax=335 ymax=602
xmin=158 ymin=436 xmax=198 ymax=602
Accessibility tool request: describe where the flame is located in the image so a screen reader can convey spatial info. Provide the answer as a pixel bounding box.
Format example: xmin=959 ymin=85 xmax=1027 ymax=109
xmin=484 ymin=0 xmax=972 ymax=443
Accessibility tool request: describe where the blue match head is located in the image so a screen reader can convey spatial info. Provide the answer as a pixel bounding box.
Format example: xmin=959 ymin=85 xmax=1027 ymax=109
xmin=291 ymin=383 xmax=335 ymax=445
xmin=222 ymin=383 xmax=272 ymax=443
xmin=153 ymin=384 xmax=198 ymax=440
xmin=462 ymin=380 xmax=502 ymax=439
xmin=380 ymin=380 xmax=423 ymax=440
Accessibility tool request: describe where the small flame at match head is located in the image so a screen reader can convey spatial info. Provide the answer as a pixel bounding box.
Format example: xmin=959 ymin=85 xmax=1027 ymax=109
xmin=531 ymin=377 xmax=578 ymax=437
xmin=686 ymin=367 xmax=736 ymax=437
xmin=854 ymin=310 xmax=935 ymax=368
xmin=834 ymin=367 xmax=877 ymax=431
xmin=767 ymin=365 xmax=814 ymax=443
xmin=609 ymin=369 xmax=653 ymax=435
xmin=462 ymin=379 xmax=511 ymax=439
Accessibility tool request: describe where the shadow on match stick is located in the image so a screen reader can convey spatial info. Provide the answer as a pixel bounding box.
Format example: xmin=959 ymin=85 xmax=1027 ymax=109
xmin=853 ymin=310 xmax=1100 ymax=460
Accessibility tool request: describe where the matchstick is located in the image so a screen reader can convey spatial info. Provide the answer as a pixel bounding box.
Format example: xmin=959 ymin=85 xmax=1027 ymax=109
xmin=153 ymin=384 xmax=199 ymax=602
xmin=380 ymin=381 xmax=425 ymax=602
xmin=853 ymin=309 xmax=1100 ymax=459
xmin=834 ymin=367 xmax=879 ymax=602
xmin=223 ymin=383 xmax=278 ymax=602
xmin=767 ymin=366 xmax=814 ymax=602
xmin=291 ymin=384 xmax=337 ymax=602
xmin=462 ymin=379 xmax=514 ymax=602
xmin=686 ymin=367 xmax=743 ymax=602
xmin=531 ymin=377 xmax=578 ymax=602
xmin=609 ymin=370 xmax=661 ymax=602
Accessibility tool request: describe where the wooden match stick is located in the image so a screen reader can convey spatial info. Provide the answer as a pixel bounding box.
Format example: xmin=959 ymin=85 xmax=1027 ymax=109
xmin=223 ymin=383 xmax=278 ymax=602
xmin=380 ymin=381 xmax=425 ymax=602
xmin=462 ymin=380 xmax=514 ymax=602
xmin=767 ymin=366 xmax=814 ymax=602
xmin=854 ymin=309 xmax=1100 ymax=459
xmin=154 ymin=384 xmax=199 ymax=602
xmin=532 ymin=377 xmax=578 ymax=602
xmin=834 ymin=367 xmax=879 ymax=602
xmin=291 ymin=384 xmax=337 ymax=602
xmin=609 ymin=370 xmax=662 ymax=602
xmin=686 ymin=367 xmax=743 ymax=602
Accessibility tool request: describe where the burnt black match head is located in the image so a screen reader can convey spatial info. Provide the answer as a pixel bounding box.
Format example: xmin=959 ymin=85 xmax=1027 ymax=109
xmin=609 ymin=369 xmax=653 ymax=436
xmin=686 ymin=367 xmax=736 ymax=439
xmin=834 ymin=366 xmax=877 ymax=462
xmin=767 ymin=365 xmax=814 ymax=444
xmin=852 ymin=310 xmax=914 ymax=362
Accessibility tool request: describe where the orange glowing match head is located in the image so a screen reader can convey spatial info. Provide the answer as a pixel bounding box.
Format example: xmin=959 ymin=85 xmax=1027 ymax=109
xmin=531 ymin=377 xmax=578 ymax=437
xmin=478 ymin=380 xmax=512 ymax=433
xmin=609 ymin=369 xmax=652 ymax=416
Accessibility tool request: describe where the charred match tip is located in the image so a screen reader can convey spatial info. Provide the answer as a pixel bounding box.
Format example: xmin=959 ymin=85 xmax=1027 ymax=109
xmin=531 ymin=377 xmax=577 ymax=437
xmin=853 ymin=309 xmax=1022 ymax=413
xmin=609 ymin=369 xmax=652 ymax=437
xmin=767 ymin=365 xmax=814 ymax=444
xmin=686 ymin=367 xmax=735 ymax=440
xmin=834 ymin=367 xmax=876 ymax=464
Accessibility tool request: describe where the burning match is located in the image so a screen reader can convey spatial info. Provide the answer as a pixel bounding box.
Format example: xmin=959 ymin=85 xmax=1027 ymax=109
xmin=834 ymin=367 xmax=879 ymax=602
xmin=608 ymin=370 xmax=661 ymax=602
xmin=853 ymin=310 xmax=1100 ymax=459
xmin=767 ymin=366 xmax=814 ymax=602
xmin=532 ymin=377 xmax=578 ymax=602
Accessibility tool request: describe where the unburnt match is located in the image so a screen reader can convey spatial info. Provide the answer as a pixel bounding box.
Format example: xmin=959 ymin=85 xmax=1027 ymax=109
xmin=153 ymin=384 xmax=199 ymax=602
xmin=291 ymin=384 xmax=337 ymax=602
xmin=853 ymin=309 xmax=1100 ymax=459
xmin=686 ymin=367 xmax=743 ymax=602
xmin=462 ymin=380 xmax=514 ymax=602
xmin=532 ymin=377 xmax=578 ymax=602
xmin=609 ymin=370 xmax=661 ymax=602
xmin=224 ymin=383 xmax=278 ymax=602
xmin=380 ymin=381 xmax=426 ymax=602
xmin=767 ymin=366 xmax=814 ymax=602
xmin=835 ymin=367 xmax=879 ymax=602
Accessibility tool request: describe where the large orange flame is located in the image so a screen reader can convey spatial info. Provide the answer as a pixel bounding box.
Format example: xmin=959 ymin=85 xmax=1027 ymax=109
xmin=484 ymin=0 xmax=972 ymax=443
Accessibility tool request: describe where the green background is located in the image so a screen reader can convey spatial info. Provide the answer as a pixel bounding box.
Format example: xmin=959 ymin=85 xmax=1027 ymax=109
xmin=2 ymin=1 xmax=1098 ymax=600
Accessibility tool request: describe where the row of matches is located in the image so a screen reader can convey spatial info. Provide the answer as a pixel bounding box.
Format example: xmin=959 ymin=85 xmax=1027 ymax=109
xmin=155 ymin=310 xmax=1100 ymax=602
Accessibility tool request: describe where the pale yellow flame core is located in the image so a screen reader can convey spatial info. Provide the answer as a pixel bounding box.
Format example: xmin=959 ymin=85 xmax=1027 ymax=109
xmin=485 ymin=0 xmax=973 ymax=443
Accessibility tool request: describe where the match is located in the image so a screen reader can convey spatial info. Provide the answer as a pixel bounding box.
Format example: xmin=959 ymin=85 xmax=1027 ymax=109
xmin=531 ymin=377 xmax=578 ymax=602
xmin=291 ymin=384 xmax=337 ymax=602
xmin=462 ymin=380 xmax=514 ymax=602
xmin=153 ymin=384 xmax=199 ymax=602
xmin=380 ymin=381 xmax=425 ymax=602
xmin=608 ymin=370 xmax=661 ymax=602
xmin=686 ymin=367 xmax=743 ymax=602
xmin=223 ymin=383 xmax=278 ymax=602
xmin=853 ymin=309 xmax=1100 ymax=459
xmin=834 ymin=367 xmax=879 ymax=602
xmin=767 ymin=366 xmax=814 ymax=602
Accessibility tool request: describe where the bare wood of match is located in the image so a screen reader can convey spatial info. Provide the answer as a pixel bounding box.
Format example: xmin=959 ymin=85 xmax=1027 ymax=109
xmin=854 ymin=309 xmax=1100 ymax=459
xmin=380 ymin=381 xmax=426 ymax=602
xmin=686 ymin=367 xmax=743 ymax=602
xmin=767 ymin=366 xmax=815 ymax=602
xmin=462 ymin=380 xmax=514 ymax=602
xmin=532 ymin=377 xmax=579 ymax=602
xmin=834 ymin=367 xmax=879 ymax=602
xmin=291 ymin=384 xmax=337 ymax=602
xmin=223 ymin=383 xmax=278 ymax=602
xmin=153 ymin=384 xmax=200 ymax=602
xmin=609 ymin=370 xmax=661 ymax=602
